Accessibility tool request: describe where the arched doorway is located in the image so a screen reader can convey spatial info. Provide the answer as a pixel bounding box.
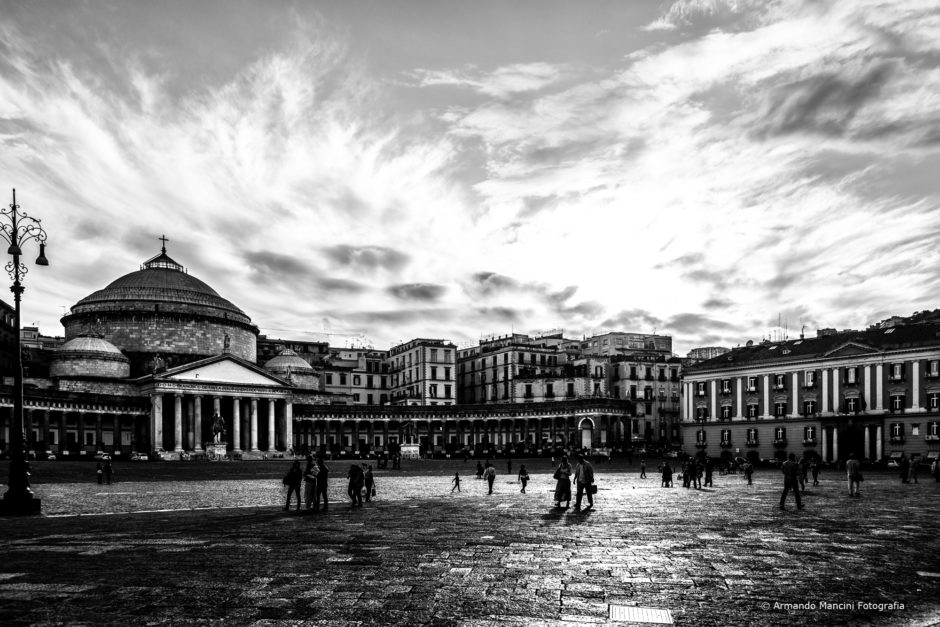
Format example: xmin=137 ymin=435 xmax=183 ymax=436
xmin=578 ymin=417 xmax=595 ymax=450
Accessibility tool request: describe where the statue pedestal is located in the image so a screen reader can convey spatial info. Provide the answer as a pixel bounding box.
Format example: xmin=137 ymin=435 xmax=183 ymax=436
xmin=209 ymin=442 xmax=229 ymax=461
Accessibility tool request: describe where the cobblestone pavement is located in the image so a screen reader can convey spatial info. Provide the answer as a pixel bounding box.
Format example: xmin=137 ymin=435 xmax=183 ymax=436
xmin=1 ymin=463 xmax=939 ymax=626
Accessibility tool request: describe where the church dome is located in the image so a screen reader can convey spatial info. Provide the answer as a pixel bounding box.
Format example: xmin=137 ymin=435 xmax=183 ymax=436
xmin=50 ymin=335 xmax=130 ymax=379
xmin=60 ymin=242 xmax=259 ymax=370
xmin=68 ymin=251 xmax=249 ymax=322
xmin=264 ymin=349 xmax=314 ymax=373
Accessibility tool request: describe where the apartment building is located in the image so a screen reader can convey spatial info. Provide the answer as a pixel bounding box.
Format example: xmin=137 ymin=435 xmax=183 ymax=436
xmin=682 ymin=322 xmax=940 ymax=466
xmin=388 ymin=339 xmax=456 ymax=406
xmin=320 ymin=348 xmax=390 ymax=405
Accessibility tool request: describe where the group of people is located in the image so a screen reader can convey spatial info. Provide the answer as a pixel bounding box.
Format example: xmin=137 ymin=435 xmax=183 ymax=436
xmin=284 ymin=456 xmax=379 ymax=511
xmin=552 ymin=454 xmax=595 ymax=511
xmin=94 ymin=458 xmax=114 ymax=484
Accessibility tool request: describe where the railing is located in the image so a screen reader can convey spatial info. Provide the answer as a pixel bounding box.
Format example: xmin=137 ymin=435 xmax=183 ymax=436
xmin=719 ymin=441 xmax=732 ymax=448
xmin=802 ymin=438 xmax=816 ymax=445
xmin=773 ymin=438 xmax=787 ymax=446
xmin=695 ymin=442 xmax=708 ymax=449
xmin=890 ymin=436 xmax=905 ymax=444
xmin=746 ymin=439 xmax=759 ymax=446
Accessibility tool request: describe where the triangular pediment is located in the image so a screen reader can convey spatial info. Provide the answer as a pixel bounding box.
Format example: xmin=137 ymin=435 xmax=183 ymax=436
xmin=823 ymin=342 xmax=881 ymax=358
xmin=159 ymin=356 xmax=287 ymax=387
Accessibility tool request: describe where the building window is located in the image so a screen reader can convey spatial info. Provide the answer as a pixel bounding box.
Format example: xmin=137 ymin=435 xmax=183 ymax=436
xmin=720 ymin=406 xmax=732 ymax=419
xmin=774 ymin=402 xmax=787 ymax=417
xmin=696 ymin=382 xmax=706 ymax=397
xmin=928 ymin=421 xmax=939 ymax=439
xmin=721 ymin=379 xmax=731 ymax=394
xmin=567 ymin=383 xmax=575 ymax=398
xmin=891 ymin=395 xmax=905 ymax=412
xmin=890 ymin=363 xmax=904 ymax=381
xmin=774 ymin=427 xmax=786 ymax=443
xmin=746 ymin=428 xmax=758 ymax=445
xmin=720 ymin=429 xmax=731 ymax=445
xmin=774 ymin=374 xmax=786 ymax=390
xmin=928 ymin=360 xmax=940 ymax=378
xmin=845 ymin=398 xmax=858 ymax=413
xmin=524 ymin=384 xmax=533 ymax=399
xmin=430 ymin=349 xmax=438 ymax=362
xmin=747 ymin=404 xmax=758 ymax=418
xmin=845 ymin=367 xmax=858 ymax=385
xmin=747 ymin=376 xmax=758 ymax=392
xmin=629 ymin=366 xmax=637 ymax=380
xmin=339 ymin=373 xmax=347 ymax=385
xmin=890 ymin=422 xmax=904 ymax=442
xmin=444 ymin=367 xmax=450 ymax=380
xmin=696 ymin=430 xmax=706 ymax=444
xmin=804 ymin=371 xmax=815 ymax=388
xmin=353 ymin=393 xmax=360 ymax=402
xmin=696 ymin=407 xmax=708 ymax=420
xmin=912 ymin=424 xmax=920 ymax=436
xmin=325 ymin=374 xmax=333 ymax=385
xmin=803 ymin=400 xmax=816 ymax=416
xmin=430 ymin=367 xmax=437 ymax=380
xmin=546 ymin=383 xmax=554 ymax=398
xmin=644 ymin=387 xmax=653 ymax=401
xmin=803 ymin=426 xmax=816 ymax=443
xmin=353 ymin=375 xmax=361 ymax=386
xmin=929 ymin=393 xmax=939 ymax=411
xmin=429 ymin=384 xmax=438 ymax=398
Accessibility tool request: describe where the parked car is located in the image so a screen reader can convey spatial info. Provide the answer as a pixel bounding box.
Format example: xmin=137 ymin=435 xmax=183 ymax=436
xmin=130 ymin=452 xmax=149 ymax=462
xmin=887 ymin=459 xmax=900 ymax=468
xmin=93 ymin=451 xmax=112 ymax=461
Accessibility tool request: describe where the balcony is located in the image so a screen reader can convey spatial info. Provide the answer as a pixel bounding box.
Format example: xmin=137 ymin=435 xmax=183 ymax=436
xmin=746 ymin=386 xmax=758 ymax=393
xmin=773 ymin=384 xmax=786 ymax=391
xmin=695 ymin=442 xmax=708 ymax=449
xmin=746 ymin=439 xmax=759 ymax=447
xmin=802 ymin=383 xmax=816 ymax=390
xmin=720 ymin=388 xmax=732 ymax=396
xmin=889 ymin=436 xmax=905 ymax=444
xmin=773 ymin=438 xmax=787 ymax=447
xmin=925 ymin=435 xmax=939 ymax=441
xmin=802 ymin=438 xmax=817 ymax=446
xmin=719 ymin=441 xmax=732 ymax=448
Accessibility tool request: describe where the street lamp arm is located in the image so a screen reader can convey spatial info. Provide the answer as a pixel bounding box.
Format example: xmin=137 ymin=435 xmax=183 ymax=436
xmin=0 ymin=207 xmax=48 ymax=248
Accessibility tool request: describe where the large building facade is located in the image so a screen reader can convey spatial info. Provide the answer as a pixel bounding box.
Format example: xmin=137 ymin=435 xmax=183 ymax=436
xmin=682 ymin=324 xmax=940 ymax=467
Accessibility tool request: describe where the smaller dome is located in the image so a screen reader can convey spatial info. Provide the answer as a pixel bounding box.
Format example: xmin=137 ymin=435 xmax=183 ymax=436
xmin=51 ymin=335 xmax=130 ymax=379
xmin=58 ymin=336 xmax=125 ymax=355
xmin=264 ymin=349 xmax=314 ymax=373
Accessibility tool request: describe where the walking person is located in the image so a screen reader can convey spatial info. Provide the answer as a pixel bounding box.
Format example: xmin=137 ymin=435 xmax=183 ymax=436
xmin=846 ymin=453 xmax=862 ymax=498
xmin=283 ymin=460 xmax=303 ymax=511
xmin=779 ymin=453 xmax=803 ymax=510
xmin=900 ymin=454 xmax=911 ymax=484
xmin=574 ymin=454 xmax=595 ymax=511
xmin=364 ymin=464 xmax=375 ymax=502
xmin=315 ymin=457 xmax=330 ymax=511
xmin=640 ymin=458 xmax=646 ymax=479
xmin=553 ymin=455 xmax=572 ymax=508
xmin=451 ymin=472 xmax=461 ymax=493
xmin=798 ymin=456 xmax=808 ymax=492
xmin=476 ymin=461 xmax=484 ymax=479
xmin=518 ymin=464 xmax=529 ymax=493
xmin=909 ymin=458 xmax=919 ymax=484
xmin=743 ymin=460 xmax=754 ymax=485
xmin=811 ymin=460 xmax=820 ymax=486
xmin=96 ymin=461 xmax=104 ymax=485
xmin=347 ymin=463 xmax=365 ymax=507
xmin=484 ymin=461 xmax=496 ymax=494
xmin=703 ymin=458 xmax=713 ymax=488
xmin=303 ymin=457 xmax=318 ymax=510
xmin=507 ymin=457 xmax=512 ymax=475
xmin=103 ymin=458 xmax=113 ymax=485
xmin=661 ymin=461 xmax=673 ymax=488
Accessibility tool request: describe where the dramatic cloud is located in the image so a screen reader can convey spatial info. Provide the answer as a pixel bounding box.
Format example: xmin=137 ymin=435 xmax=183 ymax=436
xmin=3 ymin=0 xmax=938 ymax=355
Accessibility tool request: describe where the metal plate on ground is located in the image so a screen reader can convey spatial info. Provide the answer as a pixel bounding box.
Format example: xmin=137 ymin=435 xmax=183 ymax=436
xmin=609 ymin=605 xmax=674 ymax=624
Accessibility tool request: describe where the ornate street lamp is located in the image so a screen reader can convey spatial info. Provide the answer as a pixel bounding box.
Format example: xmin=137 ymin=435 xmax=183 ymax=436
xmin=1 ymin=189 xmax=48 ymax=516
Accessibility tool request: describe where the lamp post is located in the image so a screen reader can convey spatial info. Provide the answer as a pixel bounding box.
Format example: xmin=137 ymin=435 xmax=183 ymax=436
xmin=1 ymin=189 xmax=48 ymax=516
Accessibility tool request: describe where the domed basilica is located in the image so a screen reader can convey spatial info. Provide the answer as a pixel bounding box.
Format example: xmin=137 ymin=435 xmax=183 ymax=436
xmin=3 ymin=242 xmax=326 ymax=460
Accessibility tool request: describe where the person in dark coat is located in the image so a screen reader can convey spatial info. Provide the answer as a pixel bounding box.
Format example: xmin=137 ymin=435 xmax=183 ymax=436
xmin=103 ymin=458 xmax=113 ymax=485
xmin=553 ymin=455 xmax=572 ymax=508
xmin=476 ymin=461 xmax=484 ymax=479
xmin=364 ymin=464 xmax=375 ymax=502
xmin=284 ymin=460 xmax=303 ymax=511
xmin=347 ymin=463 xmax=365 ymax=507
xmin=662 ymin=461 xmax=673 ymax=488
xmin=315 ymin=458 xmax=330 ymax=510
xmin=900 ymin=454 xmax=910 ymax=484
xmin=703 ymin=458 xmax=713 ymax=488
xmin=779 ymin=453 xmax=803 ymax=510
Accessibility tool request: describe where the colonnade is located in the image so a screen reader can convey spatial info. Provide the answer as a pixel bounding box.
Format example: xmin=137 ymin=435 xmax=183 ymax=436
xmin=0 ymin=405 xmax=147 ymax=454
xmin=149 ymin=392 xmax=292 ymax=453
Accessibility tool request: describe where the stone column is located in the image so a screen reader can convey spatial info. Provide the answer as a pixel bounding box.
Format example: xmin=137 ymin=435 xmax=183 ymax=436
xmin=250 ymin=398 xmax=259 ymax=451
xmin=833 ymin=428 xmax=839 ymax=461
xmin=213 ymin=396 xmax=221 ymax=418
xmin=821 ymin=427 xmax=828 ymax=462
xmin=735 ymin=378 xmax=743 ymax=419
xmin=876 ymin=425 xmax=883 ymax=460
xmin=762 ymin=375 xmax=771 ymax=419
xmin=174 ymin=394 xmax=183 ymax=452
xmin=95 ymin=414 xmax=103 ymax=451
xmin=710 ymin=380 xmax=717 ymax=422
xmin=232 ymin=397 xmax=241 ymax=453
xmin=268 ymin=399 xmax=276 ymax=452
xmin=912 ymin=361 xmax=920 ymax=410
xmin=864 ymin=425 xmax=870 ymax=458
xmin=194 ymin=396 xmax=203 ymax=452
xmin=822 ymin=370 xmax=830 ymax=414
xmin=151 ymin=394 xmax=163 ymax=452
xmin=864 ymin=365 xmax=872 ymax=413
xmin=353 ymin=420 xmax=361 ymax=453
xmin=285 ymin=401 xmax=293 ymax=454
xmin=832 ymin=369 xmax=840 ymax=413
xmin=875 ymin=364 xmax=884 ymax=411
xmin=77 ymin=411 xmax=85 ymax=453
xmin=186 ymin=397 xmax=195 ymax=450
xmin=791 ymin=372 xmax=800 ymax=418
xmin=41 ymin=410 xmax=50 ymax=452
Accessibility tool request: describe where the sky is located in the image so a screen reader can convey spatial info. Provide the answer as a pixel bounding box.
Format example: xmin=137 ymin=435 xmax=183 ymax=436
xmin=1 ymin=0 xmax=938 ymax=356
